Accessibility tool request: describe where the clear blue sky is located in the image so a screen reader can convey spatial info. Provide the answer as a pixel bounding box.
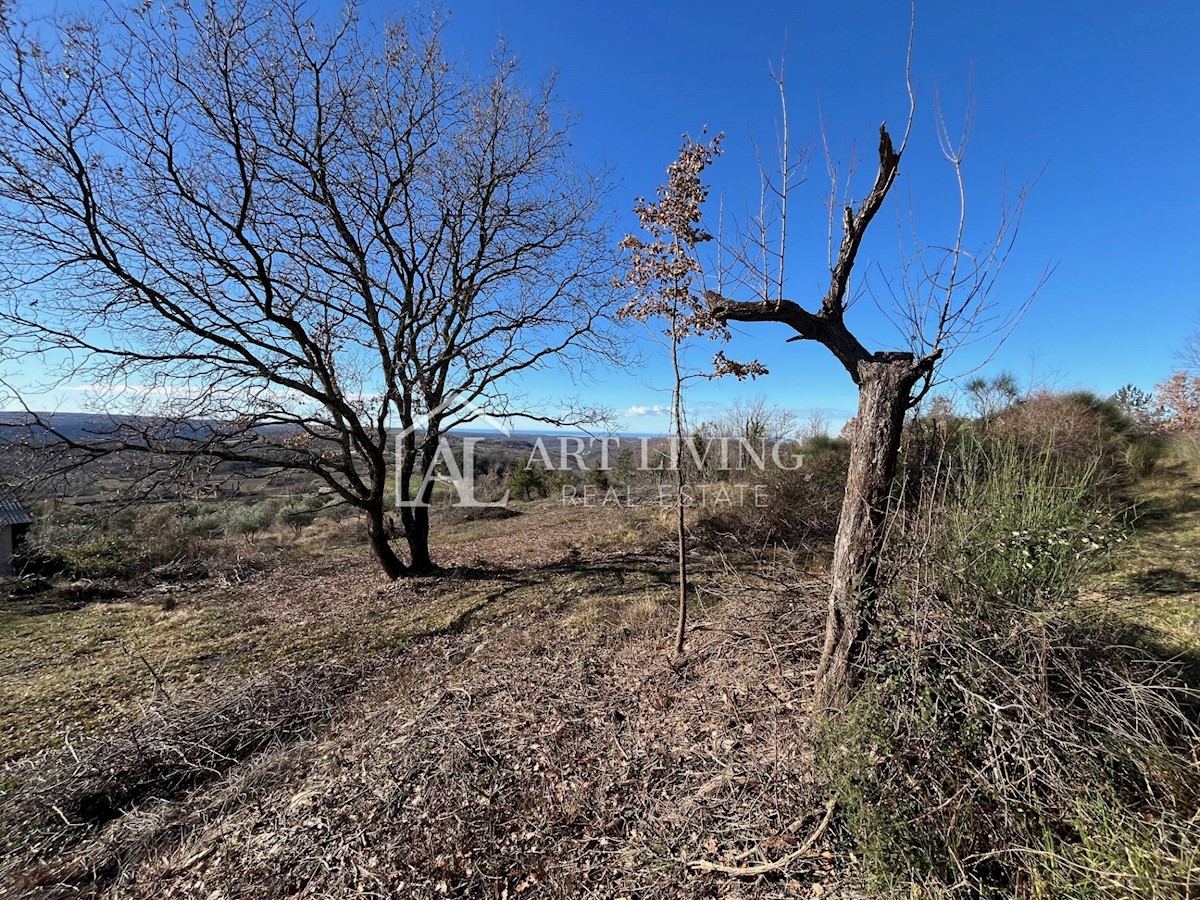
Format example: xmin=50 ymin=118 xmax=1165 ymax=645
xmin=12 ymin=1 xmax=1200 ymax=434
xmin=409 ymin=0 xmax=1199 ymax=433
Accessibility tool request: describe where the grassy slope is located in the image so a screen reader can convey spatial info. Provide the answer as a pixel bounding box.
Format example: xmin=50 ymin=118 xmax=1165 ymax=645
xmin=0 ymin=503 xmax=667 ymax=763
xmin=1107 ymin=459 xmax=1200 ymax=653
xmin=2 ymin=459 xmax=1198 ymax=897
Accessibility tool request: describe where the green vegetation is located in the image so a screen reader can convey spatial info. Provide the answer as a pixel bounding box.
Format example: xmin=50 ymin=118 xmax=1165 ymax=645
xmin=817 ymin=426 xmax=1200 ymax=898
xmin=2 ymin=390 xmax=1199 ymax=897
xmin=932 ymin=437 xmax=1121 ymax=609
xmin=18 ymin=494 xmax=353 ymax=581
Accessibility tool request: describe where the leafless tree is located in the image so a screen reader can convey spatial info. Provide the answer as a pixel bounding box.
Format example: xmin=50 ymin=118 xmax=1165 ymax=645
xmin=1181 ymin=326 xmax=1200 ymax=374
xmin=704 ymin=396 xmax=799 ymax=449
xmin=659 ymin=33 xmax=1043 ymax=706
xmin=0 ymin=0 xmax=617 ymax=578
xmin=799 ymin=408 xmax=831 ymax=444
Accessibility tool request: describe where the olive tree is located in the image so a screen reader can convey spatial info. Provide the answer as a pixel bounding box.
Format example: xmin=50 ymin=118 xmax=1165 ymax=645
xmin=639 ymin=55 xmax=1039 ymax=706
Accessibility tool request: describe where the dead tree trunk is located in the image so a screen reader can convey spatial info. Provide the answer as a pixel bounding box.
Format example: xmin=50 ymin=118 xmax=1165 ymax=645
xmin=812 ymin=353 xmax=926 ymax=708
xmin=706 ymin=125 xmax=941 ymax=709
xmin=671 ymin=94 xmax=1028 ymax=705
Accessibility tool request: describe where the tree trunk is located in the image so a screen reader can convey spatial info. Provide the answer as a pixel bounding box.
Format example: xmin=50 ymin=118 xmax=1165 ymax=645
xmin=367 ymin=500 xmax=408 ymax=580
xmin=671 ymin=307 xmax=689 ymax=655
xmin=813 ymin=353 xmax=919 ymax=710
xmin=395 ymin=437 xmax=438 ymax=576
xmin=405 ymin=504 xmax=436 ymax=575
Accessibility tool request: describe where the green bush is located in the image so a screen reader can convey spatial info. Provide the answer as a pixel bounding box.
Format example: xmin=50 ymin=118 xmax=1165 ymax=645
xmin=584 ymin=462 xmax=609 ymax=490
xmin=184 ymin=508 xmax=232 ymax=539
xmin=800 ymin=433 xmax=848 ymax=455
xmin=225 ymin=500 xmax=279 ymax=540
xmin=508 ymin=461 xmax=549 ymax=500
xmin=816 ymin=434 xmax=1199 ymax=898
xmin=278 ymin=503 xmax=317 ymax=535
xmin=932 ymin=437 xmax=1123 ymax=610
xmin=316 ymin=499 xmax=356 ymax=522
xmin=1124 ymin=435 xmax=1165 ymax=475
xmin=58 ymin=536 xmax=144 ymax=579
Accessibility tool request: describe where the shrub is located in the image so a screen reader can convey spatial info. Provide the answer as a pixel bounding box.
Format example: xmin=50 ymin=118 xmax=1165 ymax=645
xmin=278 ymin=503 xmax=317 ymax=536
xmin=817 ymin=434 xmax=1200 ymax=898
xmin=584 ymin=462 xmax=609 ymax=490
xmin=696 ymin=442 xmax=849 ymax=554
xmin=822 ymin=619 xmax=1200 ymax=898
xmin=225 ymin=500 xmax=279 ymax=541
xmin=991 ymin=391 xmax=1127 ymax=466
xmin=509 ymin=461 xmax=549 ymax=500
xmin=316 ymin=499 xmax=356 ymax=522
xmin=56 ymin=538 xmax=139 ymax=579
xmin=929 ymin=437 xmax=1123 ymax=610
xmin=184 ymin=508 xmax=231 ymax=539
xmin=1124 ymin=435 xmax=1165 ymax=475
xmin=1169 ymin=431 xmax=1200 ymax=477
xmin=799 ymin=433 xmax=848 ymax=455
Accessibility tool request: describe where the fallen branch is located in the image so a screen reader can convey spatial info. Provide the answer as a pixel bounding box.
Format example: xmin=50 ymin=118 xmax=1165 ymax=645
xmin=689 ymin=796 xmax=836 ymax=876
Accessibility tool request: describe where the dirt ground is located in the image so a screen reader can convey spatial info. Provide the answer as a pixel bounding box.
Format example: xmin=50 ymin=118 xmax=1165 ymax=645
xmin=1 ymin=502 xmax=851 ymax=898
xmin=3 ymin=469 xmax=1198 ymax=899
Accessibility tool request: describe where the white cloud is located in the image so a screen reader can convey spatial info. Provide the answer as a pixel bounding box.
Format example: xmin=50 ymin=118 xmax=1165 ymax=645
xmin=623 ymin=403 xmax=671 ymax=417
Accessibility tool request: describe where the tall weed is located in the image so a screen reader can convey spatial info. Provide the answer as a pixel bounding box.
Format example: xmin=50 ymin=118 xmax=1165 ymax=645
xmin=820 ymin=435 xmax=1200 ymax=898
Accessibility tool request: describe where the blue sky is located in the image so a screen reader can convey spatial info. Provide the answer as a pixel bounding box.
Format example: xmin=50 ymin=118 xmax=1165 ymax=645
xmin=412 ymin=0 xmax=1198 ymax=433
xmin=8 ymin=1 xmax=1199 ymax=435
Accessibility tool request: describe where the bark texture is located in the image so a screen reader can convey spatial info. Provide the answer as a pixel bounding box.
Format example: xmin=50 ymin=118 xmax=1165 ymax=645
xmin=367 ymin=502 xmax=407 ymax=580
xmin=812 ymin=354 xmax=924 ymax=709
xmin=705 ymin=125 xmax=945 ymax=709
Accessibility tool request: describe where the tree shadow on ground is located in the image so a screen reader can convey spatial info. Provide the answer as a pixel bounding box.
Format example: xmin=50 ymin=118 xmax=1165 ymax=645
xmin=1127 ymin=464 xmax=1200 ymax=531
xmin=1106 ymin=616 xmax=1200 ymax=695
xmin=1125 ymin=565 xmax=1200 ymax=596
xmin=405 ymin=546 xmax=688 ymax=643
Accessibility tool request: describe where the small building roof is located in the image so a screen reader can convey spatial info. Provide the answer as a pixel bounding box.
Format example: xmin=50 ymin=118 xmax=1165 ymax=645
xmin=0 ymin=494 xmax=31 ymax=527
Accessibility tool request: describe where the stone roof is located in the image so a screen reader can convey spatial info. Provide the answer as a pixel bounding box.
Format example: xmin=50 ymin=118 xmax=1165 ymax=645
xmin=0 ymin=494 xmax=31 ymax=527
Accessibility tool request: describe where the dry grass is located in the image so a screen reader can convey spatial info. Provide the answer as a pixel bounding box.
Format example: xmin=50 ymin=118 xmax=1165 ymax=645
xmin=1105 ymin=458 xmax=1200 ymax=652
xmin=17 ymin=572 xmax=836 ymax=898
xmin=0 ymin=498 xmax=849 ymax=898
xmin=1 ymin=664 xmax=366 ymax=897
xmin=0 ymin=503 xmax=619 ymax=764
xmin=4 ymin=457 xmax=1200 ymax=898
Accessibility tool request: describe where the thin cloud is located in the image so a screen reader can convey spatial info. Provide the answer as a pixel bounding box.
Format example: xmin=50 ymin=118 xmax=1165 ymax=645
xmin=624 ymin=403 xmax=671 ymax=417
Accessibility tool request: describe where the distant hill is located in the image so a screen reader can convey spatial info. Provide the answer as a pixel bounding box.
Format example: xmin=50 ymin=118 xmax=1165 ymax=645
xmin=0 ymin=411 xmax=222 ymax=444
xmin=0 ymin=412 xmax=636 ymax=450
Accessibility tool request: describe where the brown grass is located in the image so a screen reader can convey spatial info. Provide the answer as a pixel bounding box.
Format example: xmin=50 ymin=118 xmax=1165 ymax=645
xmin=4 ymin=459 xmax=1200 ymax=898
xmin=0 ymin=499 xmax=848 ymax=898
xmin=13 ymin=576 xmax=834 ymax=898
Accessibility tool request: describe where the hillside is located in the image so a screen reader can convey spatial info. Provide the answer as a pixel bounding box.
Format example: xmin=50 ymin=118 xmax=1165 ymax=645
xmin=1 ymin=455 xmax=1198 ymax=898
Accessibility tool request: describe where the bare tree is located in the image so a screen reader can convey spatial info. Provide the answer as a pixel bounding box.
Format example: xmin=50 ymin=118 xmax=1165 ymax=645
xmin=644 ymin=41 xmax=1041 ymax=706
xmin=0 ymin=0 xmax=617 ymax=578
xmin=722 ymin=396 xmax=799 ymax=442
xmin=1181 ymin=326 xmax=1200 ymax=374
xmin=799 ymin=408 xmax=830 ymax=444
xmin=617 ymin=133 xmax=770 ymax=653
